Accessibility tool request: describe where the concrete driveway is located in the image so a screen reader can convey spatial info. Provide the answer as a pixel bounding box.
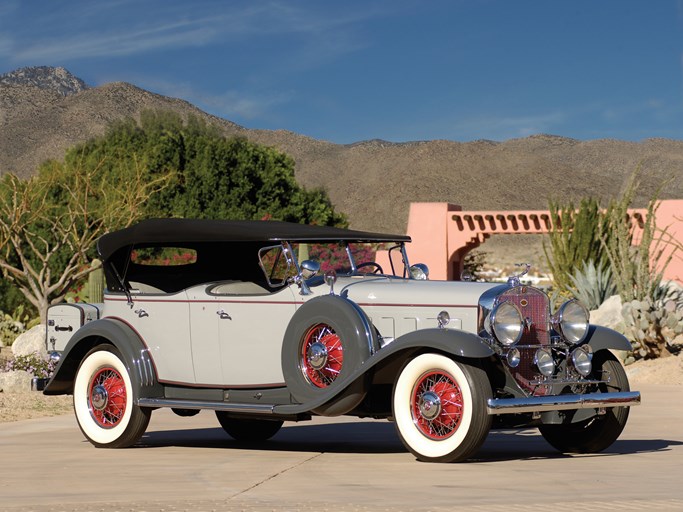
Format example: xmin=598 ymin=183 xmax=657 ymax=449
xmin=1 ymin=384 xmax=682 ymax=512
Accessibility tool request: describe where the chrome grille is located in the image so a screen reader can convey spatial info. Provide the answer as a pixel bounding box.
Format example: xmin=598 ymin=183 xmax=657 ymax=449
xmin=498 ymin=286 xmax=551 ymax=396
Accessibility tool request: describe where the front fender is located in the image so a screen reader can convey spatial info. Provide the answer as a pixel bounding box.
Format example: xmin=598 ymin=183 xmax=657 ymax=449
xmin=43 ymin=318 xmax=162 ymax=397
xmin=382 ymin=328 xmax=494 ymax=359
xmin=585 ymin=324 xmax=632 ymax=352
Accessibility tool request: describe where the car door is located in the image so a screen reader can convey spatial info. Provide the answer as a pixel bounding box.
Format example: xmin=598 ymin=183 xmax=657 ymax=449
xmin=107 ymin=290 xmax=194 ymax=384
xmin=214 ymin=285 xmax=299 ymax=386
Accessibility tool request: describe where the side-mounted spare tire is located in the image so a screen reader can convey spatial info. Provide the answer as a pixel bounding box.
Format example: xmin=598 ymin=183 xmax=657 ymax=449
xmin=281 ymin=294 xmax=378 ymax=415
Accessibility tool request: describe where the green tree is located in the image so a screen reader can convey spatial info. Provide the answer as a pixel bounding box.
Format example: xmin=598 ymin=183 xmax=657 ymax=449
xmin=72 ymin=110 xmax=347 ymax=226
xmin=0 ymin=159 xmax=167 ymax=322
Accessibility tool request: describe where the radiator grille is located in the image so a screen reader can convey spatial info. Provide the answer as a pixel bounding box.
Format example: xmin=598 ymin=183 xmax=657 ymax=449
xmin=498 ymin=286 xmax=551 ymax=396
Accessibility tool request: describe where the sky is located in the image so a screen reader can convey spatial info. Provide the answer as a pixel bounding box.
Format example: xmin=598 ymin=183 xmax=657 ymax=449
xmin=1 ymin=0 xmax=682 ymax=144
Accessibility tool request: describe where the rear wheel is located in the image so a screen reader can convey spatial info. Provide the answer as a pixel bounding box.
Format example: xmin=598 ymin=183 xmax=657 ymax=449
xmin=215 ymin=413 xmax=283 ymax=442
xmin=392 ymin=353 xmax=491 ymax=463
xmin=73 ymin=344 xmax=150 ymax=448
xmin=539 ymin=350 xmax=631 ymax=454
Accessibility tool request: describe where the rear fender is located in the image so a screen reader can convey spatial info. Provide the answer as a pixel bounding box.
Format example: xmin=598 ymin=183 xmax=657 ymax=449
xmin=43 ymin=318 xmax=162 ymax=397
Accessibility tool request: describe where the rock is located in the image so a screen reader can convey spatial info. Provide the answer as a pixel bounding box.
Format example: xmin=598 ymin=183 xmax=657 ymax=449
xmin=590 ymin=295 xmax=624 ymax=331
xmin=11 ymin=325 xmax=47 ymax=358
xmin=0 ymin=370 xmax=33 ymax=393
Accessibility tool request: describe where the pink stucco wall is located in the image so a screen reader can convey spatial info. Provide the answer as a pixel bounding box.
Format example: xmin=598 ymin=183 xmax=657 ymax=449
xmin=376 ymin=200 xmax=682 ymax=284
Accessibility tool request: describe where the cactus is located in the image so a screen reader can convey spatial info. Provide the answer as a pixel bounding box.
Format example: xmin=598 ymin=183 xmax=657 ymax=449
xmin=88 ymin=259 xmax=104 ymax=303
xmin=567 ymin=259 xmax=617 ymax=310
xmin=543 ymin=197 xmax=612 ymax=295
xmin=621 ymin=293 xmax=683 ymax=359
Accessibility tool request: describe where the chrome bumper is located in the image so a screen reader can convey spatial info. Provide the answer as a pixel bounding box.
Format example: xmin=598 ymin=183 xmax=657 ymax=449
xmin=487 ymin=391 xmax=641 ymax=415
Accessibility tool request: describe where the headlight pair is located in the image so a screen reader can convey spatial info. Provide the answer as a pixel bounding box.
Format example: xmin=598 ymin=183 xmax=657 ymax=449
xmin=488 ymin=298 xmax=589 ymax=346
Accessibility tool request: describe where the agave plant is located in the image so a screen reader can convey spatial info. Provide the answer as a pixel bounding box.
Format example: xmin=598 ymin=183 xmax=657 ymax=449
xmin=567 ymin=259 xmax=617 ymax=311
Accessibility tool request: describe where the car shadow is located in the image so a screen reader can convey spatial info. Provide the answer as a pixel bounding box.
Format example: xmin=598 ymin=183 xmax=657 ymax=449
xmin=136 ymin=421 xmax=682 ymax=462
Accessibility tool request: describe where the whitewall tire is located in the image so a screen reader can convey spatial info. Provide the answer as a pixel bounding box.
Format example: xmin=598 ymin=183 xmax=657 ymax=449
xmin=73 ymin=345 xmax=150 ymax=448
xmin=392 ymin=353 xmax=491 ymax=462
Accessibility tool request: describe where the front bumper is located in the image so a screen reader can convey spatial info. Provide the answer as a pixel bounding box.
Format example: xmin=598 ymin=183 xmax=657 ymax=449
xmin=486 ymin=391 xmax=641 ymax=415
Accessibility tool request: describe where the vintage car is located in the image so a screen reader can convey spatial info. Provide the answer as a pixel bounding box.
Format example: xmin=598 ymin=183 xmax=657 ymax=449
xmin=44 ymin=218 xmax=640 ymax=462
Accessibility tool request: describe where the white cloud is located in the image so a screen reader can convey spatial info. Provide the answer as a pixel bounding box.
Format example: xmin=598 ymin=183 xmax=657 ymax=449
xmin=5 ymin=1 xmax=376 ymax=64
xmin=139 ymin=77 xmax=291 ymax=120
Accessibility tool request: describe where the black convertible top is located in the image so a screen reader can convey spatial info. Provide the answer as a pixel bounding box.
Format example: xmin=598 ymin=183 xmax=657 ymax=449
xmin=97 ymin=218 xmax=410 ymax=261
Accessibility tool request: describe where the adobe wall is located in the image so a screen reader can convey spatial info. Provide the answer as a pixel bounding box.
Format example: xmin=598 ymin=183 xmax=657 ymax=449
xmin=376 ymin=200 xmax=682 ymax=284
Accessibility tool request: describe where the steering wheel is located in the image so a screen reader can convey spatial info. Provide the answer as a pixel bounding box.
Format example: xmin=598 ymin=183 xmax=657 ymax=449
xmin=356 ymin=261 xmax=384 ymax=274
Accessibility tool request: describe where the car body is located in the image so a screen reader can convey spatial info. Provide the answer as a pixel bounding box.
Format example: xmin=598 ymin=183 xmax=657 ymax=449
xmin=45 ymin=218 xmax=640 ymax=462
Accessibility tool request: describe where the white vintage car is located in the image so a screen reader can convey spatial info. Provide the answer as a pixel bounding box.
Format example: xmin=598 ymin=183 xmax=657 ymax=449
xmin=45 ymin=219 xmax=640 ymax=462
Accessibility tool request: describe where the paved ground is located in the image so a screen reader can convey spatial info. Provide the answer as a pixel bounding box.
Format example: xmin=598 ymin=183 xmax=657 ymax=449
xmin=1 ymin=384 xmax=682 ymax=512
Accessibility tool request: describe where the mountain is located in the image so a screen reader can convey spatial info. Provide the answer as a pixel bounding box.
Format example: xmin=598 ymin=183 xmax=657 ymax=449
xmin=0 ymin=66 xmax=88 ymax=96
xmin=1 ymin=66 xmax=682 ymax=237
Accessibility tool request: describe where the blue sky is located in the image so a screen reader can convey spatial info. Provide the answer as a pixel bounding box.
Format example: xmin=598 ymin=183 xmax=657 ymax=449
xmin=1 ymin=1 xmax=682 ymax=144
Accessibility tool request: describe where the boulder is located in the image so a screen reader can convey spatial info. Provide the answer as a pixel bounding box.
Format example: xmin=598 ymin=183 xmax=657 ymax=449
xmin=12 ymin=325 xmax=47 ymax=358
xmin=590 ymin=295 xmax=624 ymax=331
xmin=0 ymin=370 xmax=33 ymax=393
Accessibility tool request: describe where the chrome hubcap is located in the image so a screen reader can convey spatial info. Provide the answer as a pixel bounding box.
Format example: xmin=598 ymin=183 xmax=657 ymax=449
xmin=91 ymin=384 xmax=108 ymax=411
xmin=307 ymin=342 xmax=329 ymax=371
xmin=418 ymin=391 xmax=442 ymax=421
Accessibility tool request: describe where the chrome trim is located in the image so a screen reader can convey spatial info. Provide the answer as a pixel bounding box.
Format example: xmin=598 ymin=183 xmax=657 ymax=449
xmin=135 ymin=348 xmax=155 ymax=387
xmin=486 ymin=391 xmax=641 ymax=415
xmin=137 ymin=397 xmax=275 ymax=413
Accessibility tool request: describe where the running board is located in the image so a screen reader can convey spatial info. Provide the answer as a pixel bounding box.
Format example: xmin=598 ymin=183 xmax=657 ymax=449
xmin=138 ymin=397 xmax=275 ymax=414
xmin=487 ymin=391 xmax=641 ymax=415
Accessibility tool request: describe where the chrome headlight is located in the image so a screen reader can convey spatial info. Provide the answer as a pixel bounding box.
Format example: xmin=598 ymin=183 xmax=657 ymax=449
xmin=555 ymin=299 xmax=589 ymax=344
xmin=490 ymin=301 xmax=523 ymax=346
xmin=534 ymin=348 xmax=555 ymax=376
xmin=571 ymin=346 xmax=593 ymax=376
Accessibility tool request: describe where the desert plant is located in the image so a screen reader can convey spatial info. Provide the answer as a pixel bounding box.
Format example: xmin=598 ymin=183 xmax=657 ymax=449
xmin=88 ymin=259 xmax=104 ymax=303
xmin=0 ymin=305 xmax=38 ymax=347
xmin=601 ymin=171 xmax=673 ymax=303
xmin=601 ymin=170 xmax=681 ymax=359
xmin=567 ymin=259 xmax=617 ymax=311
xmin=463 ymin=250 xmax=488 ymax=281
xmin=621 ymin=297 xmax=683 ymax=359
xmin=543 ymin=197 xmax=612 ymax=296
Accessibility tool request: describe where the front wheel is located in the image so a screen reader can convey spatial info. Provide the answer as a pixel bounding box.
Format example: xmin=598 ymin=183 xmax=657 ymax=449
xmin=215 ymin=413 xmax=283 ymax=442
xmin=539 ymin=350 xmax=631 ymax=454
xmin=73 ymin=344 xmax=150 ymax=448
xmin=392 ymin=353 xmax=491 ymax=463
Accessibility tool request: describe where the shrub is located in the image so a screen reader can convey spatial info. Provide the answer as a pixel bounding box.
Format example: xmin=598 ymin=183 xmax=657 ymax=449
xmin=3 ymin=352 xmax=57 ymax=378
xmin=0 ymin=305 xmax=37 ymax=347
xmin=567 ymin=259 xmax=617 ymax=311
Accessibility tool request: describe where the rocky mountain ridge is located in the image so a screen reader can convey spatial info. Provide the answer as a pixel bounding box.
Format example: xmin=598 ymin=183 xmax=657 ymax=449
xmin=1 ymin=66 xmax=682 ymax=235
xmin=0 ymin=66 xmax=88 ymax=96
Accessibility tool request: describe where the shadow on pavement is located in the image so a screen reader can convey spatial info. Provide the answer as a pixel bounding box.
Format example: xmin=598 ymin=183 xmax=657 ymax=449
xmin=137 ymin=421 xmax=682 ymax=462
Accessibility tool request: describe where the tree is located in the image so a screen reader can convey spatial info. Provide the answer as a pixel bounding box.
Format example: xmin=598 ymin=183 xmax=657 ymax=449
xmin=73 ymin=110 xmax=347 ymax=226
xmin=0 ymin=159 xmax=167 ymax=322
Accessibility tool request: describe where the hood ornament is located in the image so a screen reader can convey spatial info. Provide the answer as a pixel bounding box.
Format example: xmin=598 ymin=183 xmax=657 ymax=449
xmin=507 ymin=263 xmax=531 ymax=287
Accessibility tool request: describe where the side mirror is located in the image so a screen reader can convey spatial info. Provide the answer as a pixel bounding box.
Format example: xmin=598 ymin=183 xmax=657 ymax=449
xmin=300 ymin=259 xmax=321 ymax=279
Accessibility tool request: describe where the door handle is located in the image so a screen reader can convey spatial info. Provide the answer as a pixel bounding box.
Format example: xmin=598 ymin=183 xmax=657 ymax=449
xmin=217 ymin=310 xmax=232 ymax=320
xmin=134 ymin=309 xmax=149 ymax=318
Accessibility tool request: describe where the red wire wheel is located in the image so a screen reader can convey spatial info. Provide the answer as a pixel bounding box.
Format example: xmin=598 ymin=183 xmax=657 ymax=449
xmin=88 ymin=366 xmax=127 ymax=428
xmin=411 ymin=370 xmax=464 ymax=440
xmin=300 ymin=323 xmax=344 ymax=388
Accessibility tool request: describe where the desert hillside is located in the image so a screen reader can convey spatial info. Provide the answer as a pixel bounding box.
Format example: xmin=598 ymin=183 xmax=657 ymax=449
xmin=1 ymin=67 xmax=682 ymax=237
